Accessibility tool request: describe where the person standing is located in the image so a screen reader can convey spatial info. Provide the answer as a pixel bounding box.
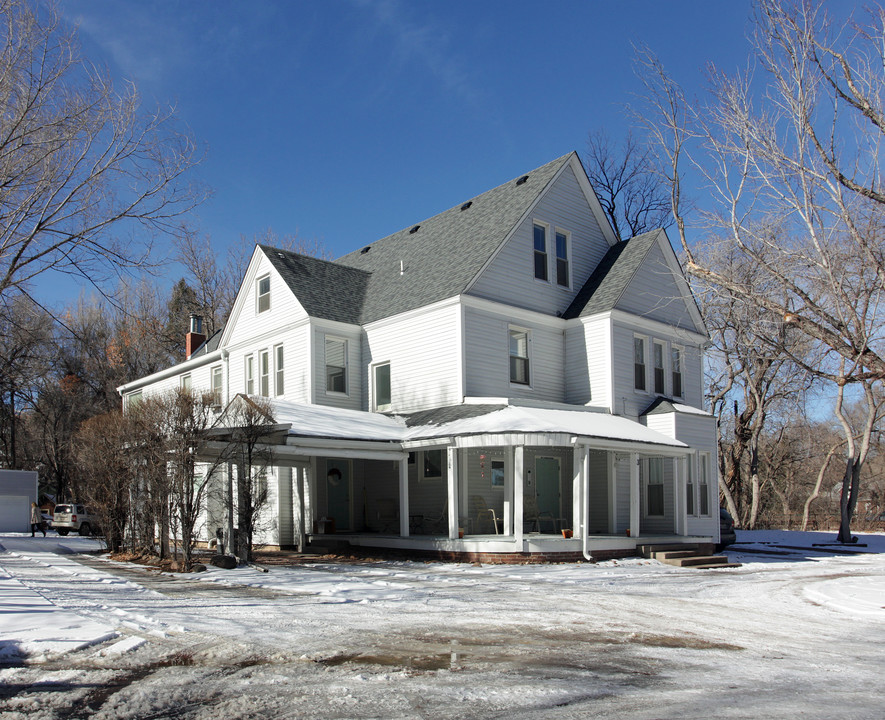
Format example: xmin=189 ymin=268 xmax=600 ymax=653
xmin=30 ymin=502 xmax=46 ymax=537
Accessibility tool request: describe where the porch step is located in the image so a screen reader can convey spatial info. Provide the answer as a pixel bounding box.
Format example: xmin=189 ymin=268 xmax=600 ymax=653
xmin=641 ymin=543 xmax=741 ymax=569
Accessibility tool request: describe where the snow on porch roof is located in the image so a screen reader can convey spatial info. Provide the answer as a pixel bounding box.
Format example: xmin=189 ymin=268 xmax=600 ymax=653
xmin=268 ymin=400 xmax=686 ymax=449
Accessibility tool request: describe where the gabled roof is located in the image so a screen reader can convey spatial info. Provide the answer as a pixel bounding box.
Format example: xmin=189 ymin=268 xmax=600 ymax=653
xmin=332 ymin=153 xmax=575 ymax=324
xmin=642 ymin=397 xmax=713 ymax=417
xmin=562 ymin=229 xmax=662 ymax=319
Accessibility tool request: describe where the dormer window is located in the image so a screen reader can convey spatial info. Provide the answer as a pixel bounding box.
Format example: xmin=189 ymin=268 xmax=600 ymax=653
xmin=533 ymin=224 xmax=548 ymax=281
xmin=257 ymin=275 xmax=270 ymax=313
xmin=325 ymin=337 xmax=347 ymax=394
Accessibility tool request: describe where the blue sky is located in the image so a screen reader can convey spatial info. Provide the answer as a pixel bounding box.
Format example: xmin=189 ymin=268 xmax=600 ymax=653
xmin=55 ymin=0 xmax=762 ymax=299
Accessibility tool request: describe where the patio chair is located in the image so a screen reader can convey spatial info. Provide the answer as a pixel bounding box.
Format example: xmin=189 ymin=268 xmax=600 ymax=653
xmin=468 ymin=495 xmax=500 ymax=534
xmin=523 ymin=495 xmax=557 ymax=534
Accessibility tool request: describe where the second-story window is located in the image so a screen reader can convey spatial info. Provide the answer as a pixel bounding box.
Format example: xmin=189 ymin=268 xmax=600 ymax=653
xmin=181 ymin=374 xmax=191 ymax=391
xmin=257 ymin=275 xmax=270 ymax=313
xmin=325 ymin=337 xmax=347 ymax=394
xmin=533 ymin=223 xmax=548 ymax=281
xmin=373 ymin=362 xmax=391 ymax=411
xmin=671 ymin=347 xmax=683 ymax=398
xmin=509 ymin=328 xmax=530 ymax=385
xmin=653 ymin=341 xmax=665 ymax=395
xmin=211 ymin=366 xmax=223 ymax=407
xmin=555 ymin=230 xmax=569 ymax=287
xmin=259 ymin=349 xmax=270 ymax=396
xmin=275 ymin=345 xmax=284 ymax=396
xmin=245 ymin=355 xmax=255 ymax=395
xmin=634 ymin=337 xmax=646 ymax=391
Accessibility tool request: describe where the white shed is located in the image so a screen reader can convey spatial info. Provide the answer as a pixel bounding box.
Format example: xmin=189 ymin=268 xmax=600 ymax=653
xmin=0 ymin=470 xmax=39 ymax=532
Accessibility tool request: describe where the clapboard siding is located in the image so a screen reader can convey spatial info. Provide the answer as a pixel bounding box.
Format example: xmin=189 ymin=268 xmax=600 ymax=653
xmin=611 ymin=320 xmax=705 ymax=418
xmin=616 ymin=242 xmax=696 ymax=330
xmin=363 ymin=303 xmax=462 ymax=413
xmin=587 ymin=450 xmax=609 ymax=533
xmin=464 ymin=306 xmax=565 ymax=402
xmin=227 ymin=320 xmax=311 ymax=404
xmin=565 ymin=317 xmax=611 ymax=407
xmin=313 ymin=323 xmax=363 ymax=410
xmin=469 ymin=165 xmax=611 ymax=316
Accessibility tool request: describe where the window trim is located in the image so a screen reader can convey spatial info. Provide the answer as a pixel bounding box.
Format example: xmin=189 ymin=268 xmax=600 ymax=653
xmin=245 ymin=354 xmax=255 ymax=395
xmin=423 ymin=449 xmax=443 ymax=480
xmin=180 ymin=374 xmax=192 ymax=391
xmin=698 ymin=452 xmax=711 ymax=517
xmin=554 ymin=227 xmax=571 ymax=289
xmin=509 ymin=326 xmax=531 ymax=387
xmin=324 ymin=336 xmax=348 ymax=395
xmin=653 ymin=340 xmax=666 ymax=395
xmin=372 ymin=361 xmax=391 ymax=412
xmin=633 ymin=336 xmax=647 ymax=392
xmin=686 ymin=454 xmax=695 ymax=516
xmin=211 ymin=365 xmax=223 ymax=407
xmin=256 ymin=274 xmax=271 ymax=314
xmin=259 ymin=349 xmax=270 ymax=397
xmin=533 ymin=221 xmax=549 ymax=282
xmin=646 ymin=457 xmax=665 ymax=517
xmin=274 ymin=344 xmax=284 ymax=396
xmin=671 ymin=345 xmax=684 ymax=399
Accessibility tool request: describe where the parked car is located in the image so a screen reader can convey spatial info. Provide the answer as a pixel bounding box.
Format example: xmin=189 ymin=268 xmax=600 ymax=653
xmin=52 ymin=504 xmax=99 ymax=536
xmin=718 ymin=508 xmax=737 ymax=551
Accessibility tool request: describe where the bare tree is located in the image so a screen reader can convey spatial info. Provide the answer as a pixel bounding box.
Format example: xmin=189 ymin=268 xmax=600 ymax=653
xmin=584 ymin=130 xmax=672 ymax=241
xmin=0 ymin=0 xmax=204 ymax=300
xmin=634 ymin=0 xmax=885 ymax=541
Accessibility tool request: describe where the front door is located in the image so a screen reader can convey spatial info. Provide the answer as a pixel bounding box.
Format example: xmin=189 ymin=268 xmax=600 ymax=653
xmin=535 ymin=456 xmax=560 ymax=533
xmin=326 ymin=459 xmax=351 ymax=531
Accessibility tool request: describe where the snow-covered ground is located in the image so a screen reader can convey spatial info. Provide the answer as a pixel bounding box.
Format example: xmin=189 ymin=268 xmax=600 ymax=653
xmin=1 ymin=530 xmax=883 ymax=719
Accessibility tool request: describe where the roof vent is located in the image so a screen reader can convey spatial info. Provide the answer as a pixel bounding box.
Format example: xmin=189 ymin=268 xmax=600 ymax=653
xmin=409 ymin=225 xmax=420 ymax=234
xmin=461 ymin=201 xmax=472 ymax=211
xmin=277 ymin=252 xmax=285 ymax=258
xmin=360 ymin=246 xmax=371 ymax=254
xmin=516 ymin=175 xmax=529 ymax=185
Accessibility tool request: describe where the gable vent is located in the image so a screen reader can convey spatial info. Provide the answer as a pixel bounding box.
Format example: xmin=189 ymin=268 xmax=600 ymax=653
xmin=360 ymin=246 xmax=371 ymax=254
xmin=409 ymin=225 xmax=420 ymax=234
xmin=461 ymin=201 xmax=472 ymax=211
xmin=516 ymin=175 xmax=529 ymax=185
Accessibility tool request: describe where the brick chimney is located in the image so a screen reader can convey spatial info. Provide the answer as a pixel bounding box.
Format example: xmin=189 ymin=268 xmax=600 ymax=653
xmin=185 ymin=314 xmax=206 ymax=359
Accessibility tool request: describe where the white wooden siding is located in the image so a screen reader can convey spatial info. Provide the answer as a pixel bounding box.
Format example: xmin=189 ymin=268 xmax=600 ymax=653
xmin=227 ymin=320 xmax=311 ymax=405
xmin=363 ymin=303 xmax=462 ymax=413
xmin=464 ymin=305 xmax=565 ymax=402
xmin=616 ymin=242 xmax=696 ymax=331
xmin=313 ymin=324 xmax=363 ymax=410
xmin=468 ymin=165 xmax=611 ymax=316
xmin=565 ymin=317 xmax=611 ymax=407
xmin=587 ymin=450 xmax=609 ymax=533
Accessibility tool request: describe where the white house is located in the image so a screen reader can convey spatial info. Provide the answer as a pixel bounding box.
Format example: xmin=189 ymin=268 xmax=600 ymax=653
xmin=118 ymin=152 xmax=719 ymax=561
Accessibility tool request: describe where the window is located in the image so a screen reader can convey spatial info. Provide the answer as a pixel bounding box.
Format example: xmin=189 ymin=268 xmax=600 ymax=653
xmin=634 ymin=337 xmax=646 ymax=391
xmin=647 ymin=457 xmax=664 ymax=516
xmin=373 ymin=362 xmax=391 ymax=411
xmin=671 ymin=347 xmax=683 ymax=398
xmin=257 ymin=275 xmax=270 ymax=313
xmin=181 ymin=374 xmax=191 ymax=391
xmin=274 ymin=345 xmax=284 ymax=396
xmin=653 ymin=341 xmax=665 ymax=395
xmin=211 ymin=366 xmax=223 ymax=406
xmin=127 ymin=390 xmax=142 ymax=409
xmin=259 ymin=349 xmax=270 ymax=396
xmin=555 ymin=230 xmax=569 ymax=287
xmin=509 ymin=328 xmax=530 ymax=385
xmin=325 ymin=337 xmax=347 ymax=393
xmin=533 ymin=223 xmax=548 ymax=281
xmin=424 ymin=449 xmax=442 ymax=479
xmin=686 ymin=456 xmax=695 ymax=516
xmin=699 ymin=453 xmax=710 ymax=516
xmin=245 ymin=355 xmax=255 ymax=395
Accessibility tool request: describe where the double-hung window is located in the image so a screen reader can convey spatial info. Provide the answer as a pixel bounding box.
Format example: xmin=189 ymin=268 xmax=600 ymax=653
xmin=259 ymin=349 xmax=270 ymax=396
xmin=634 ymin=337 xmax=646 ymax=391
xmin=373 ymin=362 xmax=391 ymax=411
xmin=698 ymin=453 xmax=710 ymax=516
xmin=647 ymin=457 xmax=664 ymax=516
xmin=245 ymin=355 xmax=255 ymax=395
xmin=671 ymin=347 xmax=683 ymax=398
xmin=533 ymin=223 xmax=548 ymax=281
xmin=211 ymin=366 xmax=223 ymax=407
xmin=325 ymin=337 xmax=347 ymax=394
xmin=653 ymin=341 xmax=665 ymax=395
xmin=181 ymin=374 xmax=191 ymax=391
xmin=509 ymin=328 xmax=530 ymax=385
xmin=257 ymin=275 xmax=270 ymax=313
xmin=274 ymin=345 xmax=284 ymax=396
xmin=686 ymin=456 xmax=695 ymax=516
xmin=555 ymin=230 xmax=569 ymax=287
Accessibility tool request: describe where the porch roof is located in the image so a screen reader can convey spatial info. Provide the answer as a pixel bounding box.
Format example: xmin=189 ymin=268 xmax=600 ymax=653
xmin=267 ymin=400 xmax=686 ymax=450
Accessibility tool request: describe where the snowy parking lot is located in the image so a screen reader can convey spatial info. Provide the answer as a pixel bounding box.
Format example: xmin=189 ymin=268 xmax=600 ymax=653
xmin=1 ymin=530 xmax=883 ymax=719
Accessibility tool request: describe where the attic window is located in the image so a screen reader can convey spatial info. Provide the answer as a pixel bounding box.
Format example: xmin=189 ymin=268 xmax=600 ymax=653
xmin=516 ymin=175 xmax=529 ymax=185
xmin=409 ymin=225 xmax=420 ymax=234
xmin=360 ymin=246 xmax=371 ymax=254
xmin=461 ymin=202 xmax=472 ymax=211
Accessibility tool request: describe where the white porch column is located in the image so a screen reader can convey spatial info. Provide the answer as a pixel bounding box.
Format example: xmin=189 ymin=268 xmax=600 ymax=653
xmin=308 ymin=456 xmax=318 ymax=535
xmin=399 ymin=457 xmax=409 ymax=537
xmin=277 ymin=466 xmax=293 ymax=548
xmin=572 ymin=446 xmax=587 ymax=536
xmin=513 ymin=446 xmax=524 ymax=546
xmin=608 ymin=453 xmax=618 ymax=534
xmin=675 ymin=456 xmax=687 ymax=536
xmin=447 ymin=447 xmax=459 ymax=539
xmin=629 ymin=452 xmax=640 ymax=539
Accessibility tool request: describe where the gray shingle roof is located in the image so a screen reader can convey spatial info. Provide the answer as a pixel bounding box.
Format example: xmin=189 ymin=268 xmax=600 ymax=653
xmin=562 ymin=229 xmax=662 ymax=319
xmin=262 ymin=153 xmax=575 ymax=325
xmin=398 ymin=404 xmax=505 ymax=428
